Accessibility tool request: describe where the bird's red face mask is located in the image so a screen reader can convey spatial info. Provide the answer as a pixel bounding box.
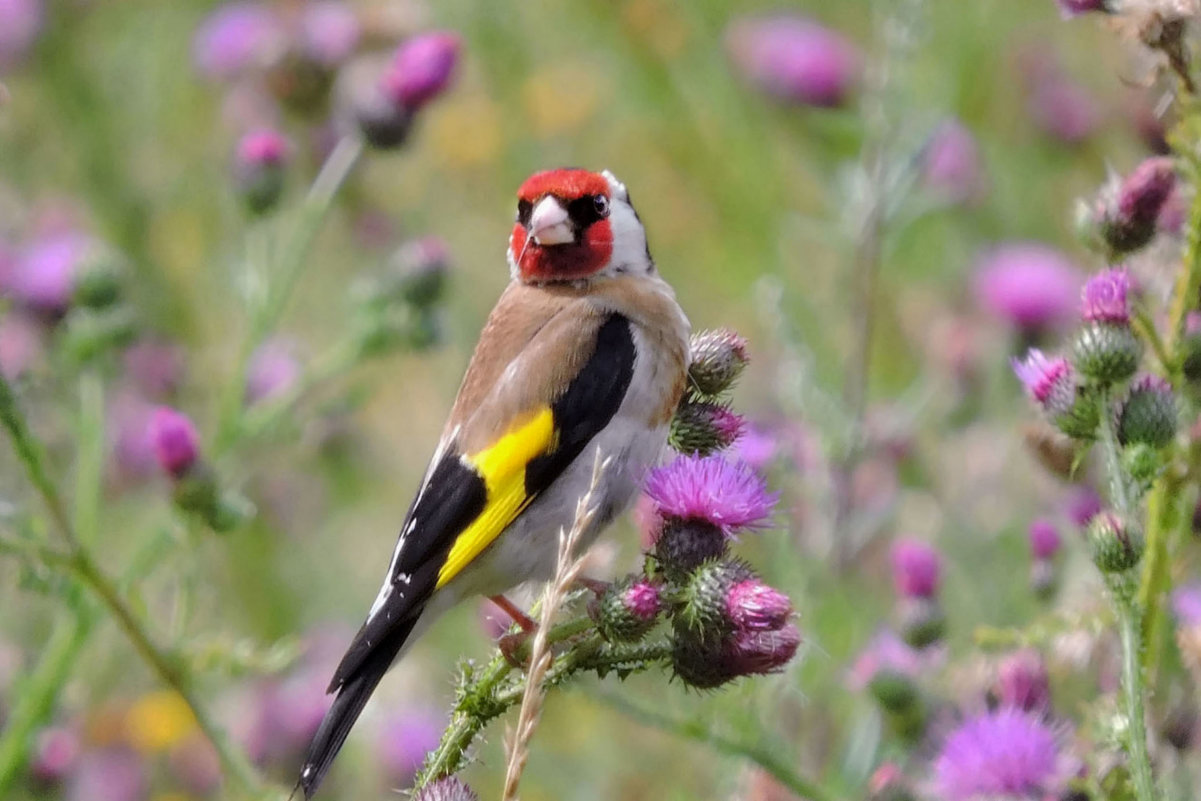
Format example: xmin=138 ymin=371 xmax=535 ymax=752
xmin=510 ymin=169 xmax=615 ymax=282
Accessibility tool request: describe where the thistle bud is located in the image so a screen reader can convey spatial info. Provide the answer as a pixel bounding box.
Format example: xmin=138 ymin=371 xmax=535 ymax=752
xmin=31 ymin=726 xmax=79 ymax=786
xmin=1080 ymin=269 xmax=1131 ymax=326
xmin=1030 ymin=558 xmax=1058 ymax=600
xmin=72 ymin=244 xmax=126 ymax=310
xmin=1087 ymin=512 xmax=1144 ymax=573
xmin=1028 ymin=519 xmax=1061 ymax=561
xmin=726 ymin=579 xmax=793 ymax=632
xmin=1072 ymin=323 xmax=1141 ymax=385
xmin=384 ymin=237 xmax=450 ymax=309
xmin=413 ymin=776 xmax=479 ymax=801
xmin=234 ymin=129 xmax=290 ymax=215
xmin=1118 ymin=375 xmax=1177 ymax=448
xmin=868 ymin=670 xmax=921 ymax=714
xmin=687 ymin=329 xmax=749 ymax=396
xmin=147 ymin=407 xmax=200 ymax=479
xmin=898 ymin=597 xmax=946 ymax=649
xmin=1123 ymin=442 xmax=1161 ymax=487
xmin=338 ymin=54 xmax=413 ymax=150
xmin=671 ymin=622 xmax=801 ymax=689
xmin=653 ymin=519 xmax=728 ymax=575
xmin=995 ymin=649 xmax=1051 ymax=712
xmin=1012 ymin=350 xmax=1097 ymax=438
xmin=1096 ymin=158 xmax=1176 ymax=254
xmin=890 ymin=539 xmax=941 ymax=600
xmin=592 ymin=578 xmax=661 ymax=643
xmin=382 ymin=32 xmax=461 ymax=112
xmin=669 ymin=400 xmax=744 ymax=456
xmin=677 ymin=559 xmax=756 ymax=641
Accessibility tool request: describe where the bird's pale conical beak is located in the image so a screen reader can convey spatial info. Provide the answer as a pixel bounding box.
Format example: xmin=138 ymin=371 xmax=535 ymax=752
xmin=528 ymin=197 xmax=574 ymax=246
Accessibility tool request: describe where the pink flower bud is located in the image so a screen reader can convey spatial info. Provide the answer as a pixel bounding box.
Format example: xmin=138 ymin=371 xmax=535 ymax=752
xmin=1011 ymin=349 xmax=1075 ymax=418
xmin=973 ymin=243 xmax=1082 ymax=331
xmin=148 ymin=406 xmax=201 ymax=479
xmin=890 ymin=538 xmax=941 ymax=600
xmin=191 ymin=2 xmax=284 ymax=80
xmin=1081 ymin=268 xmax=1131 ymax=325
xmin=725 ymin=16 xmax=859 ymax=108
xmin=723 ymin=623 xmax=802 ymax=676
xmin=995 ymin=649 xmax=1051 ymax=712
xmin=31 ymin=725 xmax=79 ymax=785
xmin=382 ymin=31 xmax=461 ymax=111
xmin=725 ymin=580 xmax=792 ymax=632
xmin=921 ymin=119 xmax=984 ymax=204
xmin=1028 ymin=518 xmax=1061 ymax=560
xmin=624 ymin=580 xmax=661 ymax=622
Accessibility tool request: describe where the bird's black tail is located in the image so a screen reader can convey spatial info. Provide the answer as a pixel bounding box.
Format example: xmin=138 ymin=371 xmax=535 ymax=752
xmin=296 ymin=619 xmax=417 ymax=799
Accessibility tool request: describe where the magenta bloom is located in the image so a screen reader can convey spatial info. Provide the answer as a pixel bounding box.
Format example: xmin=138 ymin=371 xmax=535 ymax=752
xmin=1081 ymin=268 xmax=1131 ymax=325
xmin=65 ymin=748 xmax=146 ymax=801
xmin=1027 ymin=77 xmax=1099 ymax=144
xmin=192 ymin=1 xmax=283 ymax=80
xmin=847 ymin=629 xmax=935 ymax=689
xmin=973 ymin=243 xmax=1082 ymax=330
xmin=376 ymin=707 xmax=443 ymax=787
xmin=0 ymin=0 xmax=42 ymax=71
xmin=933 ymin=708 xmax=1068 ymax=800
xmin=725 ymin=16 xmax=859 ymax=108
xmin=890 ymin=538 xmax=942 ymax=599
xmin=8 ymin=232 xmax=93 ymax=314
xmin=1028 ymin=518 xmax=1061 ymax=560
xmin=726 ymin=580 xmax=792 ymax=632
xmin=245 ymin=338 xmax=300 ymax=405
xmin=624 ymin=580 xmax=661 ymax=621
xmin=722 ymin=624 xmax=801 ymax=676
xmin=147 ymin=406 xmax=201 ymax=479
xmin=31 ymin=725 xmax=79 ymax=784
xmin=237 ymin=128 xmax=290 ymax=167
xmin=1065 ymin=485 xmax=1103 ymax=527
xmin=1012 ymin=349 xmax=1074 ymax=416
xmin=382 ymin=31 xmax=461 ymax=111
xmin=1056 ymin=0 xmax=1108 ymax=18
xmin=1119 ymin=157 xmax=1176 ymax=225
xmin=922 ymin=119 xmax=984 ymax=204
xmin=734 ymin=423 xmax=777 ymax=470
xmin=996 ymin=649 xmax=1051 ymax=712
xmin=298 ymin=0 xmax=360 ymax=67
xmin=643 ymin=454 xmax=778 ymax=533
xmin=1171 ymin=583 xmax=1201 ymax=627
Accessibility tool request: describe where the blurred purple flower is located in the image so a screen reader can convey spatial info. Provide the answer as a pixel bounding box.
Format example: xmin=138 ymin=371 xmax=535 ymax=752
xmin=167 ymin=734 xmax=221 ymax=797
xmin=973 ymin=243 xmax=1082 ymax=330
xmin=644 ymin=454 xmax=778 ymax=534
xmin=995 ymin=649 xmax=1051 ymax=712
xmin=376 ymin=707 xmax=443 ymax=787
xmin=0 ymin=311 xmax=43 ymax=380
xmin=890 ymin=538 xmax=942 ymax=599
xmin=733 ymin=423 xmax=777 ymax=470
xmin=726 ymin=579 xmax=792 ymax=632
xmin=65 ymin=748 xmax=147 ymax=801
xmin=725 ymin=15 xmax=859 ymax=108
xmin=258 ymin=671 xmax=333 ymax=764
xmin=414 ymin=777 xmax=479 ymax=801
xmin=1027 ymin=77 xmax=1099 ymax=144
xmin=108 ymin=391 xmax=159 ymax=483
xmin=1171 ymin=583 xmax=1201 ymax=627
xmin=0 ymin=0 xmax=41 ymax=72
xmin=192 ymin=2 xmax=284 ymax=80
xmin=847 ymin=629 xmax=934 ymax=689
xmin=933 ymin=707 xmax=1069 ymax=800
xmin=299 ymin=0 xmax=360 ymax=67
xmin=1028 ymin=518 xmax=1061 ymax=560
xmin=382 ymin=31 xmax=461 ymax=111
xmin=1081 ymin=268 xmax=1131 ymax=325
xmin=922 ymin=119 xmax=984 ymax=204
xmin=31 ymin=725 xmax=79 ymax=784
xmin=1056 ymin=0 xmax=1108 ymax=17
xmin=8 ymin=232 xmax=93 ymax=314
xmin=122 ymin=340 xmax=185 ymax=400
xmin=147 ymin=406 xmax=201 ymax=479
xmin=1065 ymin=485 xmax=1102 ymax=527
xmin=237 ymin=127 xmax=290 ymax=167
xmin=245 ymin=337 xmax=300 ymax=405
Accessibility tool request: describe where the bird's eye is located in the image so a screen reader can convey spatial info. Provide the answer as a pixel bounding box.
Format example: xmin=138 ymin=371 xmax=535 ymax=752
xmin=592 ymin=195 xmax=610 ymax=217
xmin=517 ymin=199 xmax=533 ymax=226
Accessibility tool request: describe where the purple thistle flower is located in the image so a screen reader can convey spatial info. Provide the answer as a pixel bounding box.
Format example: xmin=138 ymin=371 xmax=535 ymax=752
xmin=298 ymin=1 xmax=360 ymax=67
xmin=147 ymin=406 xmax=201 ymax=479
xmin=381 ymin=31 xmax=461 ymax=111
xmin=973 ymin=243 xmax=1082 ymax=330
xmin=1028 ymin=518 xmax=1061 ymax=560
xmin=725 ymin=15 xmax=859 ymax=108
xmin=245 ymin=338 xmax=300 ymax=405
xmin=922 ymin=119 xmax=984 ymax=204
xmin=192 ymin=2 xmax=284 ymax=80
xmin=414 ymin=776 xmax=479 ymax=801
xmin=995 ymin=649 xmax=1051 ymax=713
xmin=1171 ymin=583 xmax=1201 ymax=627
xmin=1081 ymin=268 xmax=1132 ymax=325
xmin=733 ymin=423 xmax=777 ymax=470
xmin=8 ymin=232 xmax=94 ymax=314
xmin=0 ymin=0 xmax=42 ymax=72
xmin=1065 ymin=485 xmax=1102 ymax=527
xmin=31 ymin=725 xmax=79 ymax=784
xmin=643 ymin=454 xmax=778 ymax=534
xmin=933 ymin=707 xmax=1069 ymax=801
xmin=726 ymin=579 xmax=792 ymax=632
xmin=376 ymin=707 xmax=443 ymax=787
xmin=624 ymin=580 xmax=661 ymax=621
xmin=236 ymin=128 xmax=290 ymax=167
xmin=64 ymin=748 xmax=147 ymax=801
xmin=722 ymin=623 xmax=802 ymax=676
xmin=1056 ymin=0 xmax=1108 ymax=17
xmin=890 ymin=538 xmax=942 ymax=599
xmin=1012 ymin=349 xmax=1075 ymax=417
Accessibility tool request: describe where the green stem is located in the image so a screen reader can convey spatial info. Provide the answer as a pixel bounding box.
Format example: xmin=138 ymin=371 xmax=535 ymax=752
xmin=1115 ymin=586 xmax=1158 ymax=801
xmin=593 ymin=692 xmax=839 ymax=801
xmin=1097 ymin=387 xmax=1134 ymax=516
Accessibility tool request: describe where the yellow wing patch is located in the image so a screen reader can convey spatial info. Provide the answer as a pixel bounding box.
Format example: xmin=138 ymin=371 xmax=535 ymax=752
xmin=436 ymin=408 xmax=556 ymax=589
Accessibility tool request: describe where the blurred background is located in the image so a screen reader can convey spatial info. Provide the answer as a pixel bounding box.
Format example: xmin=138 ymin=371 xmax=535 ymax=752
xmin=0 ymin=0 xmax=1193 ymax=800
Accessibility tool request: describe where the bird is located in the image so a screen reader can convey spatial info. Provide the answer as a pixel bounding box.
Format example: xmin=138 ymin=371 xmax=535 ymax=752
xmin=296 ymin=168 xmax=691 ymax=798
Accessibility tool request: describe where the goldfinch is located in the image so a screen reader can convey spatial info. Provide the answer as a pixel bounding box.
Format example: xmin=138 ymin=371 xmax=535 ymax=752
xmin=297 ymin=168 xmax=690 ymax=798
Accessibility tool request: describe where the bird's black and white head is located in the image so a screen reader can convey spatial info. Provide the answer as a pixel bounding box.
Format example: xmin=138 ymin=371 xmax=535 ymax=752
xmin=508 ymin=168 xmax=652 ymax=283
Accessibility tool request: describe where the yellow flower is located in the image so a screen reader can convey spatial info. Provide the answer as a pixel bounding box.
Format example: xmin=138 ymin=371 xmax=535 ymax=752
xmin=522 ymin=63 xmax=608 ymax=139
xmin=126 ymin=690 xmax=197 ymax=753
